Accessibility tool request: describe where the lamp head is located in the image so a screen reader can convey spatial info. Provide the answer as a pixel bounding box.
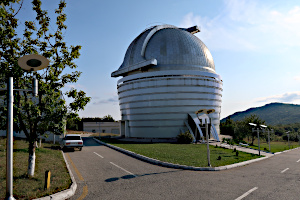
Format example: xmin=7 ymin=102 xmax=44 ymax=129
xmin=195 ymin=109 xmax=207 ymax=114
xmin=18 ymin=54 xmax=49 ymax=71
xmin=195 ymin=109 xmax=215 ymax=115
xmin=206 ymin=109 xmax=215 ymax=114
xmin=249 ymin=123 xmax=257 ymax=126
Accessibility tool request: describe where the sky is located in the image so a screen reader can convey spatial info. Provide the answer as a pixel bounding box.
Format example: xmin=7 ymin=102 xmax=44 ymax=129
xmin=15 ymin=0 xmax=300 ymax=121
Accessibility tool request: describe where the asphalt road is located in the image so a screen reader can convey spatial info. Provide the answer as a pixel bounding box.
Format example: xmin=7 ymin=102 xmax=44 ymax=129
xmin=65 ymin=137 xmax=300 ymax=200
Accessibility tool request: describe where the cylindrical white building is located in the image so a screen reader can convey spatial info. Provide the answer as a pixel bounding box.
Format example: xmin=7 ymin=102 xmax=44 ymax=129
xmin=112 ymin=25 xmax=223 ymax=139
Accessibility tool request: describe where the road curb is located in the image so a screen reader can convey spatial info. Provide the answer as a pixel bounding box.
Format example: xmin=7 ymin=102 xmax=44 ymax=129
xmin=93 ymin=138 xmax=273 ymax=171
xmin=275 ymin=147 xmax=300 ymax=155
xmin=33 ymin=151 xmax=77 ymax=200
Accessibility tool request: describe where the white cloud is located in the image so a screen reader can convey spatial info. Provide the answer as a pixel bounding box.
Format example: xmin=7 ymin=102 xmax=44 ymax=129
xmin=64 ymin=84 xmax=85 ymax=89
xmin=179 ymin=13 xmax=202 ymax=29
xmin=179 ymin=0 xmax=300 ymax=52
xmin=93 ymin=96 xmax=119 ymax=105
xmin=255 ymin=91 xmax=300 ymax=103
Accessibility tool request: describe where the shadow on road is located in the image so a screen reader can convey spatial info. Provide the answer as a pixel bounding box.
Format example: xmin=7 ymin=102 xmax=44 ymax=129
xmin=61 ymin=148 xmax=76 ymax=152
xmin=105 ymin=169 xmax=183 ymax=182
xmin=82 ymin=137 xmax=104 ymax=147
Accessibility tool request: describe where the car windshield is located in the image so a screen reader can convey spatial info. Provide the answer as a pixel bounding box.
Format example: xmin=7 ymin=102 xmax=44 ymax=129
xmin=65 ymin=136 xmax=81 ymax=140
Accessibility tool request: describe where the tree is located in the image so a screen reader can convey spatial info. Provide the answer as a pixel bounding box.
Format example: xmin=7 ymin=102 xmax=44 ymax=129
xmin=0 ymin=0 xmax=90 ymax=177
xmin=220 ymin=117 xmax=235 ymax=136
xmin=233 ymin=120 xmax=249 ymax=142
xmin=177 ymin=131 xmax=194 ymax=144
xmin=101 ymin=114 xmax=115 ymax=122
xmin=66 ymin=112 xmax=81 ymax=130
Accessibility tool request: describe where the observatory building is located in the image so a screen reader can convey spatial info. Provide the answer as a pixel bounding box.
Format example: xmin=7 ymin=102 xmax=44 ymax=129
xmin=111 ymin=24 xmax=223 ymax=140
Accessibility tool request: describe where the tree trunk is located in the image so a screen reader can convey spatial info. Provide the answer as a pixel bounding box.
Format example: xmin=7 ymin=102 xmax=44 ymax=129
xmin=28 ymin=141 xmax=36 ymax=177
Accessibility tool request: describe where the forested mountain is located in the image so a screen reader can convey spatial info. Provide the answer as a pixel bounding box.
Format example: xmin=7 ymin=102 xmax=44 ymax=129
xmin=221 ymin=103 xmax=300 ymax=125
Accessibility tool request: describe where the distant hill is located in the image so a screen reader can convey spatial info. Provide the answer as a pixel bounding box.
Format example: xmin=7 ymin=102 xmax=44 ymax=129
xmin=221 ymin=102 xmax=300 ymax=125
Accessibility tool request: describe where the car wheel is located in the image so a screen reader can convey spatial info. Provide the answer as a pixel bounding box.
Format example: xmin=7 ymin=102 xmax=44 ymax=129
xmin=79 ymin=147 xmax=82 ymax=151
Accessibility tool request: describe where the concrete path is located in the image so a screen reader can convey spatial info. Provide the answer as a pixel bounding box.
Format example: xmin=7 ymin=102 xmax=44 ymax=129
xmin=210 ymin=141 xmax=274 ymax=157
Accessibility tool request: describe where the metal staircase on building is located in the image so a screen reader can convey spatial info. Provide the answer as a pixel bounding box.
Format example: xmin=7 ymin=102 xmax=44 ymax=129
xmin=186 ymin=113 xmax=220 ymax=142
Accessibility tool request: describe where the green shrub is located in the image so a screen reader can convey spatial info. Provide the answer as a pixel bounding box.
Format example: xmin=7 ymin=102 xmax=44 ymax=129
xmin=177 ymin=131 xmax=194 ymax=144
xmin=234 ymin=139 xmax=247 ymax=144
xmin=223 ymin=138 xmax=234 ymax=145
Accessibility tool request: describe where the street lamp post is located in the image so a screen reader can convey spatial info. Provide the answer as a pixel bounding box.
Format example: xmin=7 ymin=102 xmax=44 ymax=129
xmin=196 ymin=109 xmax=215 ymax=167
xmin=286 ymin=131 xmax=290 ymax=149
xmin=205 ymin=118 xmax=210 ymax=167
xmin=257 ymin=128 xmax=261 ymax=156
xmin=2 ymin=54 xmax=49 ymax=200
xmin=267 ymin=129 xmax=273 ymax=152
xmin=6 ymin=76 xmax=14 ymax=200
xmin=249 ymin=123 xmax=267 ymax=156
xmin=260 ymin=125 xmax=268 ymax=154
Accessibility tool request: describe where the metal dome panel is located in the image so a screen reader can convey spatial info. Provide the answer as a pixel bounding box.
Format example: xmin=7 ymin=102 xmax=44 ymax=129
xmin=144 ymin=28 xmax=215 ymax=70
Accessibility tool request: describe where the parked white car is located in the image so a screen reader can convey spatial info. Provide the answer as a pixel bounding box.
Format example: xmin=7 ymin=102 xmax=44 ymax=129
xmin=61 ymin=134 xmax=83 ymax=151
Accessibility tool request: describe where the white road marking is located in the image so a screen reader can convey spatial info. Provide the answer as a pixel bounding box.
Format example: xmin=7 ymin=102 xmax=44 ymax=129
xmin=235 ymin=187 xmax=258 ymax=200
xmin=281 ymin=168 xmax=289 ymax=173
xmin=110 ymin=162 xmax=137 ymax=177
xmin=297 ymin=159 xmax=300 ymax=163
xmin=93 ymin=152 xmax=104 ymax=158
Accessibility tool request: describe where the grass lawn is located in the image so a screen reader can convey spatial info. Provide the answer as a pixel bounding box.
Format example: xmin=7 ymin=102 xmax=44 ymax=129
xmin=0 ymin=137 xmax=71 ymax=200
xmin=244 ymin=140 xmax=300 ymax=153
xmin=100 ymin=138 xmax=262 ymax=167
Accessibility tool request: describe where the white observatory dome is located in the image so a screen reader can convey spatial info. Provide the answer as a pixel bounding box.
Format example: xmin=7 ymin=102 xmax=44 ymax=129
xmin=112 ymin=25 xmax=215 ymax=77
xmin=112 ymin=24 xmax=223 ymax=140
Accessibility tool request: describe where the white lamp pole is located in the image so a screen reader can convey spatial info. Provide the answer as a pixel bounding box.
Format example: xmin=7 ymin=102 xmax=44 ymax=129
xmin=268 ymin=129 xmax=273 ymax=152
xmin=205 ymin=118 xmax=211 ymax=167
xmin=196 ymin=109 xmax=215 ymax=167
xmin=6 ymin=76 xmax=14 ymax=200
xmin=3 ymin=54 xmax=49 ymax=200
xmin=257 ymin=128 xmax=261 ymax=156
xmin=249 ymin=123 xmax=259 ymax=155
xmin=286 ymin=131 xmax=290 ymax=149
